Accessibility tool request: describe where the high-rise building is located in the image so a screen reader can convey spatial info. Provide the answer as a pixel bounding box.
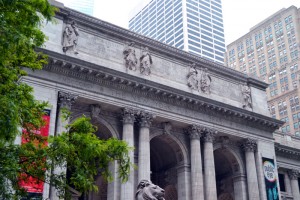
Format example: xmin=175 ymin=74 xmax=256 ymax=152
xmin=129 ymin=0 xmax=225 ymax=63
xmin=63 ymin=0 xmax=94 ymax=16
xmin=226 ymin=6 xmax=300 ymax=137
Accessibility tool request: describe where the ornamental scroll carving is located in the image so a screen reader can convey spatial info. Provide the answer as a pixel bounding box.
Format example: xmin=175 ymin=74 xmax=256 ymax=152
xmin=138 ymin=111 xmax=155 ymax=128
xmin=58 ymin=91 xmax=78 ymax=110
xmin=288 ymin=169 xmax=299 ymax=180
xmin=241 ymin=83 xmax=252 ymax=109
xmin=241 ymin=138 xmax=257 ymax=152
xmin=187 ymin=63 xmax=212 ymax=94
xmin=62 ymin=21 xmax=79 ymax=54
xmin=123 ymin=43 xmax=153 ymax=75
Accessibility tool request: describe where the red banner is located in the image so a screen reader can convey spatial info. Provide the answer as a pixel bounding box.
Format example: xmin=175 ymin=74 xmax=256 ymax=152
xmin=19 ymin=110 xmax=51 ymax=193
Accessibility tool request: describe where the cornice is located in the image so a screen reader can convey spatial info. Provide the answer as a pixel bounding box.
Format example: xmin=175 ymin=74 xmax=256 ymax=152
xmin=275 ymin=143 xmax=300 ymax=160
xmin=54 ymin=5 xmax=268 ymax=90
xmin=37 ymin=49 xmax=283 ymax=132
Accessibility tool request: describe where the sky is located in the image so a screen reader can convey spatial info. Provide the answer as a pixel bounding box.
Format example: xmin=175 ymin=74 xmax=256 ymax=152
xmin=58 ymin=0 xmax=300 ymax=45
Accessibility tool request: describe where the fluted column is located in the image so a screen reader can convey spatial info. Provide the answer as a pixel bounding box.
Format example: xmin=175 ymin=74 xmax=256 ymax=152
xmin=50 ymin=91 xmax=78 ymax=200
xmin=120 ymin=108 xmax=136 ymax=200
xmin=188 ymin=125 xmax=204 ymax=200
xmin=137 ymin=111 xmax=154 ymax=181
xmin=202 ymin=128 xmax=218 ymax=200
xmin=284 ymin=171 xmax=292 ymax=194
xmin=288 ymin=169 xmax=300 ymax=200
xmin=242 ymin=138 xmax=260 ymax=200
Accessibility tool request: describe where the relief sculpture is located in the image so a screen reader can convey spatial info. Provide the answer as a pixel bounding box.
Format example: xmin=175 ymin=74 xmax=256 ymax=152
xmin=140 ymin=47 xmax=153 ymax=76
xmin=187 ymin=63 xmax=212 ymax=94
xmin=123 ymin=42 xmax=138 ymax=71
xmin=241 ymin=83 xmax=252 ymax=109
xmin=62 ymin=21 xmax=79 ymax=54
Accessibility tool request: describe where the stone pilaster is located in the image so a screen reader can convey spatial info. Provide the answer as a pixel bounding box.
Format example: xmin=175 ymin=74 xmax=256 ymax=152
xmin=137 ymin=111 xmax=154 ymax=181
xmin=288 ymin=169 xmax=300 ymax=200
xmin=188 ymin=125 xmax=204 ymax=200
xmin=50 ymin=91 xmax=78 ymax=200
xmin=120 ymin=107 xmax=136 ymax=200
xmin=202 ymin=127 xmax=218 ymax=200
xmin=242 ymin=138 xmax=260 ymax=200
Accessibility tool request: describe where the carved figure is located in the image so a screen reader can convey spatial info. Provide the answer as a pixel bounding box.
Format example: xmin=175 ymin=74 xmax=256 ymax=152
xmin=123 ymin=42 xmax=138 ymax=71
xmin=241 ymin=84 xmax=252 ymax=109
xmin=140 ymin=47 xmax=153 ymax=76
xmin=62 ymin=21 xmax=79 ymax=54
xmin=187 ymin=64 xmax=198 ymax=90
xmin=187 ymin=64 xmax=212 ymax=94
xmin=136 ymin=180 xmax=165 ymax=200
xmin=199 ymin=68 xmax=211 ymax=94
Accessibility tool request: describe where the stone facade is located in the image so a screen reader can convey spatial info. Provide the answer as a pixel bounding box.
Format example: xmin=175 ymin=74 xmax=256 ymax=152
xmin=20 ymin=1 xmax=300 ymax=200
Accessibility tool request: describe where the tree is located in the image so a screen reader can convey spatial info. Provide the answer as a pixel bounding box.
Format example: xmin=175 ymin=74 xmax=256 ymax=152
xmin=0 ymin=1 xmax=131 ymax=199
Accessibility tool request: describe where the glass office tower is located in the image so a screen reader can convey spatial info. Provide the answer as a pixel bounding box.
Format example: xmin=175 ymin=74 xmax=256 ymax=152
xmin=63 ymin=0 xmax=95 ymax=16
xmin=129 ymin=0 xmax=225 ymax=63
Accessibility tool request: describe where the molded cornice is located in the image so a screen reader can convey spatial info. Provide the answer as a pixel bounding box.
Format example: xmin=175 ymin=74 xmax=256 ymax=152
xmin=38 ymin=49 xmax=283 ymax=132
xmin=275 ymin=143 xmax=300 ymax=160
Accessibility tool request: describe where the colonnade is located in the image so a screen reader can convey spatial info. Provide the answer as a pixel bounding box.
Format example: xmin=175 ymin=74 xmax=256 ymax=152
xmin=51 ymin=93 xmax=266 ymax=200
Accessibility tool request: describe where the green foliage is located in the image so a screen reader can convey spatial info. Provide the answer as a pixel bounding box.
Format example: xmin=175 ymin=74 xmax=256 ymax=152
xmin=0 ymin=1 xmax=131 ymax=199
xmin=48 ymin=116 xmax=131 ymax=197
xmin=0 ymin=0 xmax=55 ymax=144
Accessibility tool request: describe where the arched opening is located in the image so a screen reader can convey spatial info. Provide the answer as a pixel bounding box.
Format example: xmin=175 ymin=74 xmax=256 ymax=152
xmin=214 ymin=147 xmax=242 ymax=200
xmin=83 ymin=117 xmax=116 ymax=200
xmin=150 ymin=134 xmax=185 ymax=200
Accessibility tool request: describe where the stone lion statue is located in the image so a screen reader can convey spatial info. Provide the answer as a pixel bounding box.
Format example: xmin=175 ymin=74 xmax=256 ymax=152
xmin=136 ymin=180 xmax=165 ymax=200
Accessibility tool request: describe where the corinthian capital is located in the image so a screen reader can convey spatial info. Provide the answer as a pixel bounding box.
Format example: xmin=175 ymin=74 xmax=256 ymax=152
xmin=58 ymin=91 xmax=78 ymax=110
xmin=122 ymin=107 xmax=136 ymax=124
xmin=201 ymin=127 xmax=217 ymax=143
xmin=288 ymin=169 xmax=299 ymax=180
xmin=241 ymin=138 xmax=257 ymax=152
xmin=138 ymin=111 xmax=155 ymax=128
xmin=188 ymin=125 xmax=200 ymax=140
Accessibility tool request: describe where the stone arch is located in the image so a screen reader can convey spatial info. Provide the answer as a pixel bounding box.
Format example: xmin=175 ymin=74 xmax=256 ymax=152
xmin=71 ymin=111 xmax=119 ymax=200
xmin=150 ymin=130 xmax=189 ymax=165
xmin=213 ymin=143 xmax=247 ymax=200
xmin=150 ymin=130 xmax=188 ymax=200
xmin=213 ymin=143 xmax=245 ymax=174
xmin=71 ymin=112 xmax=120 ymax=139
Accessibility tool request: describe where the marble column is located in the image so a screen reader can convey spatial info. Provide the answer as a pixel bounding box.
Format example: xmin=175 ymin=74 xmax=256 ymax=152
xmin=233 ymin=173 xmax=247 ymax=200
xmin=138 ymin=111 xmax=154 ymax=181
xmin=177 ymin=165 xmax=192 ymax=200
xmin=284 ymin=171 xmax=292 ymax=194
xmin=202 ymin=128 xmax=218 ymax=200
xmin=120 ymin=108 xmax=136 ymax=200
xmin=288 ymin=169 xmax=300 ymax=200
xmin=50 ymin=91 xmax=78 ymax=200
xmin=242 ymin=138 xmax=260 ymax=200
xmin=188 ymin=125 xmax=204 ymax=200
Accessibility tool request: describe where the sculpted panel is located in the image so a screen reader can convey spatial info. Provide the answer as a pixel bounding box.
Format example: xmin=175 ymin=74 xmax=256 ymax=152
xmin=140 ymin=47 xmax=153 ymax=76
xmin=123 ymin=42 xmax=138 ymax=71
xmin=62 ymin=21 xmax=79 ymax=54
xmin=187 ymin=63 xmax=212 ymax=94
xmin=241 ymin=83 xmax=252 ymax=109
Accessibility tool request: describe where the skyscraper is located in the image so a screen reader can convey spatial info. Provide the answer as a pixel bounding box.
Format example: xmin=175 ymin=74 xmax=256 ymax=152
xmin=129 ymin=0 xmax=225 ymax=63
xmin=62 ymin=0 xmax=94 ymax=16
xmin=226 ymin=6 xmax=300 ymax=137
